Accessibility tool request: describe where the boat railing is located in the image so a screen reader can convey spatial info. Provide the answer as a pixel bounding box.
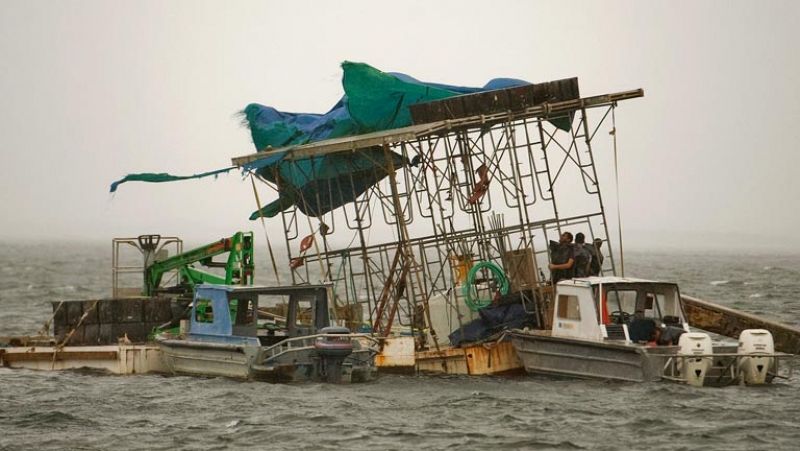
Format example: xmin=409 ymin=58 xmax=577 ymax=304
xmin=261 ymin=333 xmax=379 ymax=363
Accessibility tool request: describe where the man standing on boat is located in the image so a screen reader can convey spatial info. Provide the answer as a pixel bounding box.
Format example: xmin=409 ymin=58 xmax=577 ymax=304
xmin=573 ymin=233 xmax=593 ymax=278
xmin=589 ymin=238 xmax=604 ymax=276
xmin=548 ymin=232 xmax=575 ymax=284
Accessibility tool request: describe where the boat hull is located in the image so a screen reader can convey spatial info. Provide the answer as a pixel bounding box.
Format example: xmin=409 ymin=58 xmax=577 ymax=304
xmin=158 ymin=338 xmax=376 ymax=383
xmin=510 ymin=331 xmax=669 ymax=382
xmin=158 ymin=339 xmax=259 ymax=379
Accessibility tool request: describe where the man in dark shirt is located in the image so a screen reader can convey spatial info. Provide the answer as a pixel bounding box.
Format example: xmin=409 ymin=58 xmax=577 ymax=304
xmin=589 ymin=238 xmax=604 ymax=276
xmin=549 ymin=232 xmax=575 ymax=284
xmin=573 ymin=233 xmax=593 ymax=278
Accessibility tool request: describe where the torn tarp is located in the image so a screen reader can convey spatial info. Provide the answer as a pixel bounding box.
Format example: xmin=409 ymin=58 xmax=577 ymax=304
xmin=242 ymin=61 xmax=531 ymax=218
xmin=246 ymin=147 xmax=406 ymax=218
xmin=109 ymin=167 xmax=236 ymax=193
xmin=242 ymin=61 xmax=532 ymax=151
xmin=110 ymin=61 xmax=541 ymax=220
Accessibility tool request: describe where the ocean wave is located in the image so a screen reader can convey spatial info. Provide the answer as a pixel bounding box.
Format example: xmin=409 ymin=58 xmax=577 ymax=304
xmin=11 ymin=410 xmax=98 ymax=429
xmin=225 ymin=419 xmax=241 ymax=428
xmin=710 ymin=280 xmax=747 ymax=286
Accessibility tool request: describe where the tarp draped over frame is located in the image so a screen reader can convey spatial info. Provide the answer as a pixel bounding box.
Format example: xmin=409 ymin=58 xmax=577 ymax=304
xmin=109 ymin=61 xmax=543 ymax=219
xmin=242 ymin=62 xmax=531 ymax=152
xmin=246 ymin=147 xmax=406 ymax=219
xmin=242 ymin=62 xmax=532 ymax=218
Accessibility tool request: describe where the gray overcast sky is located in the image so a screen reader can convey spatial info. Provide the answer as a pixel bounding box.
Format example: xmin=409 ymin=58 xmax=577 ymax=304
xmin=1 ymin=0 xmax=798 ymax=251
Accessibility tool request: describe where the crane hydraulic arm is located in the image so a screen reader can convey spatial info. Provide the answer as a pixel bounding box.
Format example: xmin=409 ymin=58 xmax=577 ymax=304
xmin=142 ymin=232 xmax=254 ymax=296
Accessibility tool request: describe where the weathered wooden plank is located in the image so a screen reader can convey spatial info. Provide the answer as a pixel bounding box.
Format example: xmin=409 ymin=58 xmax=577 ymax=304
xmin=682 ymin=294 xmax=800 ymax=354
xmin=2 ymin=350 xmax=118 ymax=362
xmin=409 ymin=77 xmax=580 ymax=123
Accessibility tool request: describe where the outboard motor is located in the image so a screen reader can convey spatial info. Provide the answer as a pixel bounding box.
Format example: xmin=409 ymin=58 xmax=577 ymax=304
xmin=314 ymin=326 xmax=354 ymax=383
xmin=737 ymin=329 xmax=775 ymax=385
xmin=678 ymin=332 xmax=713 ymax=387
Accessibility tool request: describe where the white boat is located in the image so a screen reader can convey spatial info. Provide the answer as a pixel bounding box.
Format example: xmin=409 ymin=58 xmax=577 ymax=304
xmin=510 ymin=277 xmax=793 ymax=386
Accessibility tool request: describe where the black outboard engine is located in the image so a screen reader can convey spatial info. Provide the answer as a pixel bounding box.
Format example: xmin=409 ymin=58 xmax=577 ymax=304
xmin=314 ymin=326 xmax=354 ymax=383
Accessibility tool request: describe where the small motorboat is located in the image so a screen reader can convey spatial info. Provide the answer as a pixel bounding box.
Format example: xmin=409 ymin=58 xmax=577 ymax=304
xmin=157 ymin=283 xmax=378 ymax=383
xmin=510 ymin=277 xmax=793 ymax=386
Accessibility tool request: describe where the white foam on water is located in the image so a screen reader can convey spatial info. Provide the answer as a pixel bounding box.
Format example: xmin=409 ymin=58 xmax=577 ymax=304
xmin=710 ymin=280 xmax=729 ymax=286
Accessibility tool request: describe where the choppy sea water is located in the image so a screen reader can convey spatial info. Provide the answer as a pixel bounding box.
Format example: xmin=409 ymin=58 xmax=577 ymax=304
xmin=1 ymin=242 xmax=799 ymax=451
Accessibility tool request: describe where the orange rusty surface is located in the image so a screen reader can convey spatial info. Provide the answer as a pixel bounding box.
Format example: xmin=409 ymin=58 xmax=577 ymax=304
xmin=375 ymin=336 xmax=416 ymax=369
xmin=464 ymin=341 xmax=522 ymax=375
xmin=416 ymin=347 xmax=469 ymax=375
xmin=414 ymin=341 xmax=523 ymax=376
xmin=416 ymin=347 xmax=466 ymax=360
xmin=375 ymin=353 xmax=415 ymax=368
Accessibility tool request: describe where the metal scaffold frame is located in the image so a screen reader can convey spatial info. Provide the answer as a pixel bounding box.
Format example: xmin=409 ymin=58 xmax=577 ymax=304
xmin=233 ymin=88 xmax=643 ymax=348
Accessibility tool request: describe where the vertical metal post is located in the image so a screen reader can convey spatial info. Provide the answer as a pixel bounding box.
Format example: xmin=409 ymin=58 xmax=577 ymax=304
xmin=537 ymin=119 xmax=562 ymax=238
xmin=579 ymin=107 xmax=617 ymax=276
xmin=351 ymin=178 xmax=376 ymax=326
xmin=382 ymin=143 xmax=438 ymax=350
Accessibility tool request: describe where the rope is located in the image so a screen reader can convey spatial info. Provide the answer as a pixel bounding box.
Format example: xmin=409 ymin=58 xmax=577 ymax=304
xmin=52 ymin=299 xmax=100 ymax=369
xmin=611 ymin=106 xmax=625 ymax=277
xmin=250 ymin=173 xmax=281 ymax=285
xmin=37 ymin=300 xmax=64 ymax=337
xmin=463 ymin=261 xmax=510 ymax=311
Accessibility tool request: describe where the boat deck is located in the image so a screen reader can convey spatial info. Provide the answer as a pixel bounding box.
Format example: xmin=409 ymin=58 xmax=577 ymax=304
xmin=1 ymin=344 xmax=165 ymax=375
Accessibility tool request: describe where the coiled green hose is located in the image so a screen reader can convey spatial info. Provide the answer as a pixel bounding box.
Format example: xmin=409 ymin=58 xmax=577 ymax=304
xmin=462 ymin=261 xmax=510 ymax=311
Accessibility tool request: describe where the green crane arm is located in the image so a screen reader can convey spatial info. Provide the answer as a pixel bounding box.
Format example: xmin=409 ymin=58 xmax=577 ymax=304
xmin=143 ymin=232 xmax=254 ymax=296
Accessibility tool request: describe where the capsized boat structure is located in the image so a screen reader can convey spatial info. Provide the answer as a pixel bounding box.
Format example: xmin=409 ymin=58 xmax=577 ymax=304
xmin=156 ymin=284 xmax=378 ymax=383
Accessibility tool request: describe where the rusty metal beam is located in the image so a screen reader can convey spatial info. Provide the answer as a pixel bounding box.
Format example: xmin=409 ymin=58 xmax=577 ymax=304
xmin=682 ymin=294 xmax=800 ymax=354
xmin=231 ymin=123 xmax=447 ymax=167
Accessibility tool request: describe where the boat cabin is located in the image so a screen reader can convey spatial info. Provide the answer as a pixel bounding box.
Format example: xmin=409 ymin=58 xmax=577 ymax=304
xmin=551 ymin=277 xmax=689 ymax=343
xmin=189 ymin=284 xmax=332 ymax=346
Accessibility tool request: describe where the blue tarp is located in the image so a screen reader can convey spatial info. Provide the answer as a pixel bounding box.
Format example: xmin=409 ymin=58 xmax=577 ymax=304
xmin=242 ymin=62 xmax=530 ymax=152
xmin=110 ymin=61 xmax=539 ymax=220
xmin=242 ymin=62 xmax=532 ymax=218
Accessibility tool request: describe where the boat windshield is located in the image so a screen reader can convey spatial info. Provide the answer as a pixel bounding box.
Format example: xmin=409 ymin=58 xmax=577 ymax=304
xmin=600 ymin=283 xmax=683 ymax=325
